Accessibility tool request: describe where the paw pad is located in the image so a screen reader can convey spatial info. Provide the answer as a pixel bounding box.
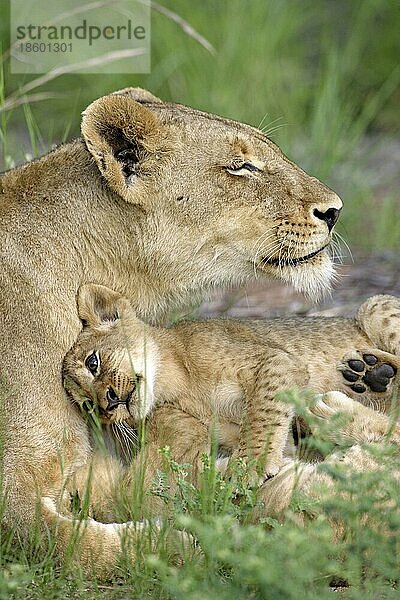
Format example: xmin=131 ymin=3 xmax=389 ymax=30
xmin=342 ymin=353 xmax=397 ymax=394
xmin=347 ymin=359 xmax=364 ymax=373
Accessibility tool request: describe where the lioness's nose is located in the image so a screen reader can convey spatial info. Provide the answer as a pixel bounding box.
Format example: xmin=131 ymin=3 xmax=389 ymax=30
xmin=313 ymin=207 xmax=341 ymax=232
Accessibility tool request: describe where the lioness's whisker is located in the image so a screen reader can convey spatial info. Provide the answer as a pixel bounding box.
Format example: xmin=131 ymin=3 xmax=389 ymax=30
xmin=333 ymin=231 xmax=353 ymax=263
xmin=250 ymin=224 xmax=280 ymax=259
xmin=253 ymin=241 xmax=283 ymax=278
xmin=252 ymin=238 xmax=281 ymax=278
xmin=254 ymin=238 xmax=282 ymax=261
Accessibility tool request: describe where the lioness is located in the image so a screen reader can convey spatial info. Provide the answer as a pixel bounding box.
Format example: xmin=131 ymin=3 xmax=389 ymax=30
xmin=63 ymin=285 xmax=400 ymax=489
xmin=0 ymin=87 xmax=342 ymax=577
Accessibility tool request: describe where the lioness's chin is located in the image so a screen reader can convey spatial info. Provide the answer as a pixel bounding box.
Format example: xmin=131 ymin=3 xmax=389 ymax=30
xmin=259 ymin=250 xmax=335 ymax=301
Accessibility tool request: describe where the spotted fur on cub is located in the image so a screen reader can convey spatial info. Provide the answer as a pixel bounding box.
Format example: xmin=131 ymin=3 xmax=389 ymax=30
xmin=64 ymin=286 xmax=400 ymax=490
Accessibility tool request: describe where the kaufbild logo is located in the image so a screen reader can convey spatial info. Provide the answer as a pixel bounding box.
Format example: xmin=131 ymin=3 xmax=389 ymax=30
xmin=10 ymin=0 xmax=151 ymax=74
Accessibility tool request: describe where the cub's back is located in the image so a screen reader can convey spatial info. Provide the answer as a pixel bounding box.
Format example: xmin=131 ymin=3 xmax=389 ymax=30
xmin=170 ymin=316 xmax=368 ymax=363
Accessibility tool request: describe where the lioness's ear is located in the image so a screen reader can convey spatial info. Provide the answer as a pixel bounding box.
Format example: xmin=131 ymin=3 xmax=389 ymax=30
xmin=77 ymin=284 xmax=131 ymax=327
xmin=112 ymin=87 xmax=162 ymax=104
xmin=81 ymin=92 xmax=163 ymax=201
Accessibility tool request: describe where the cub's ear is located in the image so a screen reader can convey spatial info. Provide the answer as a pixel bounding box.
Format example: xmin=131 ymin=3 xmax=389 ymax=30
xmin=76 ymin=284 xmax=132 ymax=327
xmin=112 ymin=87 xmax=163 ymax=104
xmin=81 ymin=92 xmax=164 ymax=201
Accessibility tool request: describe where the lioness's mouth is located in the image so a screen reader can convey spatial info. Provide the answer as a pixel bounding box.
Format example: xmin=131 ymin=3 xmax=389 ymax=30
xmin=261 ymin=244 xmax=329 ymax=268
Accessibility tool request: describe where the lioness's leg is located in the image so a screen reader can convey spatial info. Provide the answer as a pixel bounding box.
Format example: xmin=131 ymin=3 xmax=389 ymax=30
xmin=66 ymin=451 xmax=126 ymax=522
xmin=307 ymin=390 xmax=400 ymax=445
xmin=2 ymin=374 xmax=189 ymax=579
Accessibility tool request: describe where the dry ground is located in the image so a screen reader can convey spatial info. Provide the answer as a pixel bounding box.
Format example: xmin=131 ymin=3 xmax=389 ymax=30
xmin=198 ymin=250 xmax=400 ymax=319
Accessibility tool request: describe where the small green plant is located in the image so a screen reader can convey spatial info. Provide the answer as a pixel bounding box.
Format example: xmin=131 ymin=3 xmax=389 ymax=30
xmin=145 ymin=391 xmax=400 ymax=599
xmin=149 ymin=446 xmax=262 ymax=522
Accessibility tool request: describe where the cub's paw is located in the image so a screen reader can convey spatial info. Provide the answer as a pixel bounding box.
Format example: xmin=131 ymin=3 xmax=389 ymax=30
xmin=308 ymin=391 xmax=355 ymax=420
xmin=263 ymin=457 xmax=293 ymax=482
xmin=340 ymin=351 xmax=397 ymax=394
xmin=245 ymin=463 xmax=284 ymax=488
xmin=226 ymin=453 xmax=286 ymax=488
xmin=307 ymin=391 xmax=399 ymax=445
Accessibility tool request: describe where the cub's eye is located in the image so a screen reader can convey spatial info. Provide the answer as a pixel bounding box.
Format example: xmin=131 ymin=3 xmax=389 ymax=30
xmin=226 ymin=162 xmax=261 ymax=176
xmin=85 ymin=352 xmax=99 ymax=375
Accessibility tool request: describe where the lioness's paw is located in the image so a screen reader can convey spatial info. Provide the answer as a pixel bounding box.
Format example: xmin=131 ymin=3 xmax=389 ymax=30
xmin=340 ymin=350 xmax=397 ymax=394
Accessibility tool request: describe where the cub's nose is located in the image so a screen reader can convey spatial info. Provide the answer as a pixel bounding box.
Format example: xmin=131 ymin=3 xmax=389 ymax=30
xmin=106 ymin=386 xmax=122 ymax=411
xmin=106 ymin=386 xmax=134 ymax=411
xmin=313 ymin=207 xmax=341 ymax=232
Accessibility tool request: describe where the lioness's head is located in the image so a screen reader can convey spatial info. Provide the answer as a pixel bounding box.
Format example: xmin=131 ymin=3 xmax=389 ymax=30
xmin=82 ymin=88 xmax=342 ymax=302
xmin=63 ymin=284 xmax=157 ymax=425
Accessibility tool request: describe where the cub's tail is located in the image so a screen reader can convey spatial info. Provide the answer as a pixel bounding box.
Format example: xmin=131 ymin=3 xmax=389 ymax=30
xmin=357 ymin=295 xmax=400 ymax=357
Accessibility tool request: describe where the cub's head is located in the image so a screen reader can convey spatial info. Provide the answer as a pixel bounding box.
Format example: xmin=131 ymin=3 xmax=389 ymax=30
xmin=63 ymin=283 xmax=157 ymax=425
xmin=82 ymin=88 xmax=342 ymax=303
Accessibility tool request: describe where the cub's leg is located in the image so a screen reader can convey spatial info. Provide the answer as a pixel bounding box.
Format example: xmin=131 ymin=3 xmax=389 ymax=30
xmin=144 ymin=404 xmax=213 ymax=478
xmin=307 ymin=390 xmax=400 ymax=445
xmin=257 ymin=392 xmax=400 ymax=520
xmin=236 ymin=357 xmax=306 ymax=481
xmin=356 ymin=295 xmax=400 ymax=355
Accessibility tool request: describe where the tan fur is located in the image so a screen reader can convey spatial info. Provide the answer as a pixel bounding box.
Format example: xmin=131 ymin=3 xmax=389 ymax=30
xmin=142 ymin=295 xmax=400 ymax=525
xmin=257 ymin=390 xmax=400 ymax=528
xmin=64 ymin=287 xmax=400 ymax=518
xmin=0 ymin=87 xmax=342 ymax=577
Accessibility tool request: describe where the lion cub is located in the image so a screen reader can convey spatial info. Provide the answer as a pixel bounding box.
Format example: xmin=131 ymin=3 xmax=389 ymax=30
xmin=63 ymin=284 xmax=400 ymax=480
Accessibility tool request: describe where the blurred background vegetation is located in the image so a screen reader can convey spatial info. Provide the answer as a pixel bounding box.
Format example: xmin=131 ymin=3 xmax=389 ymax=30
xmin=1 ymin=0 xmax=400 ymax=252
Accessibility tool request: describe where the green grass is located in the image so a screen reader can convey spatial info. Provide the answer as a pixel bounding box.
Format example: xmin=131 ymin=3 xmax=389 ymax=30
xmin=1 ymin=390 xmax=400 ymax=598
